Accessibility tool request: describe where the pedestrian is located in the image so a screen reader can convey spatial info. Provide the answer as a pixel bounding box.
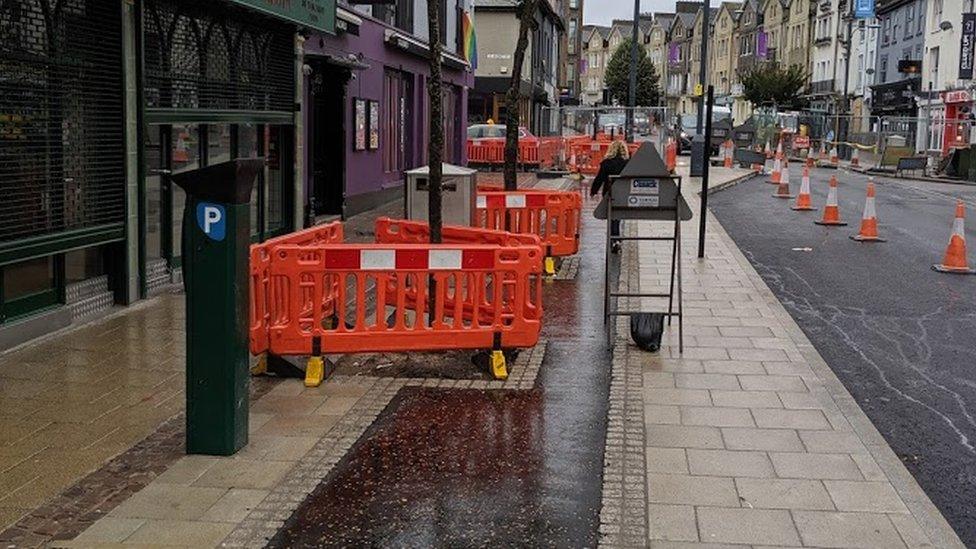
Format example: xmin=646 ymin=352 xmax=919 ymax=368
xmin=590 ymin=140 xmax=630 ymax=253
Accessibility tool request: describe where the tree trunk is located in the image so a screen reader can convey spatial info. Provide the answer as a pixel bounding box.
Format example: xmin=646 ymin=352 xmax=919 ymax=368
xmin=427 ymin=0 xmax=444 ymax=243
xmin=503 ymin=0 xmax=536 ymax=191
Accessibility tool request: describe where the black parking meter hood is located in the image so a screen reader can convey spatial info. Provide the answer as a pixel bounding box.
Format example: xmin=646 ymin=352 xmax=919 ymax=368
xmin=619 ymin=142 xmax=670 ymax=178
xmin=169 ymin=158 xmax=265 ymax=205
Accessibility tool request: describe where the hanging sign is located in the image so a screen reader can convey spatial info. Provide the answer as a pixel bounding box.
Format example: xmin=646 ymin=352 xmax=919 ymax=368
xmin=960 ymin=13 xmax=976 ymax=80
xmin=854 ymin=0 xmax=875 ymax=19
xmin=229 ymin=0 xmax=335 ymax=34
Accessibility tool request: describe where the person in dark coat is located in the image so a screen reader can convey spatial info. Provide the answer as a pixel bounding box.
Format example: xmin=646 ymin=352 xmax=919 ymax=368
xmin=590 ymin=141 xmax=630 ymax=252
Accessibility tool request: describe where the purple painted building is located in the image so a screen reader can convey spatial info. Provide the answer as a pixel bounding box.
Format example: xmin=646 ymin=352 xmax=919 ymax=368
xmin=302 ymin=2 xmax=474 ymax=220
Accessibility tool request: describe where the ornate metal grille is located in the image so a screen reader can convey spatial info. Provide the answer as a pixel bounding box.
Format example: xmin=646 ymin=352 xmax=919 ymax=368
xmin=0 ymin=0 xmax=125 ymax=248
xmin=143 ymin=0 xmax=295 ymax=113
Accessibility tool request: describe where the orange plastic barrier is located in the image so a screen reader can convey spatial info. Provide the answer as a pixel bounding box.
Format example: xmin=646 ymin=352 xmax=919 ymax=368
xmin=264 ymin=244 xmax=543 ymax=358
xmin=476 ymin=190 xmax=582 ymax=257
xmin=375 ymin=217 xmax=543 ymax=252
xmin=468 ymin=137 xmax=564 ymax=168
xmin=249 ymin=222 xmax=345 ymax=355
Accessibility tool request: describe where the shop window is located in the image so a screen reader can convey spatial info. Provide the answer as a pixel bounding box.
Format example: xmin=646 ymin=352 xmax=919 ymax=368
xmin=1 ymin=256 xmax=58 ymax=321
xmin=171 ymin=124 xmax=200 ymax=262
xmin=209 ymin=125 xmax=232 ymax=165
xmin=65 ymin=247 xmax=106 ymax=284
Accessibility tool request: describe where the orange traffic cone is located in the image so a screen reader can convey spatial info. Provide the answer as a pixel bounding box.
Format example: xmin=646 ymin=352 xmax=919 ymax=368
xmin=850 ymin=147 xmax=860 ymax=167
xmin=830 ymin=146 xmax=839 ymax=166
xmin=723 ymin=139 xmax=734 ymax=168
xmin=768 ymin=155 xmax=782 ymax=184
xmin=806 ymin=147 xmax=815 ymax=169
xmin=819 ymin=140 xmax=828 ymax=161
xmin=933 ymin=201 xmax=976 ymax=274
xmin=792 ymin=167 xmax=816 ymax=211
xmin=775 ymin=139 xmax=784 ymax=160
xmin=850 ymin=180 xmax=884 ymax=241
xmin=773 ymin=161 xmax=794 ymax=198
xmin=764 ymin=140 xmax=773 ymax=159
xmin=815 ymin=175 xmax=847 ymax=226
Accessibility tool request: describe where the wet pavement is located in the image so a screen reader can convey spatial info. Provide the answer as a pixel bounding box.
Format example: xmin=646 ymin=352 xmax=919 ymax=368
xmin=709 ymin=168 xmax=976 ymax=546
xmin=269 ymin=183 xmax=614 ymax=547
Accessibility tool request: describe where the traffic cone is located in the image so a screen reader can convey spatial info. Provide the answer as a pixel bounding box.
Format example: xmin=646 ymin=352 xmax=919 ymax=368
xmin=792 ymin=167 xmax=816 ymax=211
xmin=773 ymin=161 xmax=794 ymax=198
xmin=850 ymin=180 xmax=884 ymax=241
xmin=932 ymin=201 xmax=976 ymax=274
xmin=768 ymin=155 xmax=782 ymax=184
xmin=850 ymin=147 xmax=860 ymax=167
xmin=775 ymin=138 xmax=784 ymax=160
xmin=830 ymin=146 xmax=839 ymax=166
xmin=723 ymin=139 xmax=734 ymax=168
xmin=806 ymin=146 xmax=815 ymax=168
xmin=815 ymin=175 xmax=847 ymax=226
xmin=765 ymin=140 xmax=772 ymax=159
xmin=819 ymin=140 xmax=828 ymax=161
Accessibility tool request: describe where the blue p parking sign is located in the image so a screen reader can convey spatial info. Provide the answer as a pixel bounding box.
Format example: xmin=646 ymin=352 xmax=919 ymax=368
xmin=196 ymin=202 xmax=226 ymax=241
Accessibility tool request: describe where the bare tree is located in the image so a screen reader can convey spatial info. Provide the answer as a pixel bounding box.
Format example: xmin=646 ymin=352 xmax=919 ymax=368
xmin=427 ymin=0 xmax=444 ymax=243
xmin=503 ymin=0 xmax=537 ymax=191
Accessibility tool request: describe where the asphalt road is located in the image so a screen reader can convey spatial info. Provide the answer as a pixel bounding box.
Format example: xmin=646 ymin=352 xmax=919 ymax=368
xmin=709 ymin=167 xmax=976 ymax=547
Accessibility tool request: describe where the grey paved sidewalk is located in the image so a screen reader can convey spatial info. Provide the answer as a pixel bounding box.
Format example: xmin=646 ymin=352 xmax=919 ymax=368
xmin=598 ymin=166 xmax=964 ymax=547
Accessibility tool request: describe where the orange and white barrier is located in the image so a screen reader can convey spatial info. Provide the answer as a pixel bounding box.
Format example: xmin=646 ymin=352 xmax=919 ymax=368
xmin=933 ymin=201 xmax=976 ymax=274
xmin=476 ymin=190 xmax=582 ymax=274
xmin=262 ymin=243 xmax=543 ymax=382
xmin=773 ymin=161 xmax=794 ymax=199
xmin=250 ymin=221 xmax=346 ymax=357
xmin=815 ymin=175 xmax=847 ymax=226
xmin=850 ymin=181 xmax=884 ymax=242
xmin=723 ymin=139 xmax=734 ymax=168
xmin=792 ymin=167 xmax=816 ymax=211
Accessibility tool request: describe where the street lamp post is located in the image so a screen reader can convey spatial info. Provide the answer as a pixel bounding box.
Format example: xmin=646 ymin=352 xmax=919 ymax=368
xmin=628 ymin=0 xmax=640 ymax=142
xmin=696 ymin=0 xmax=711 ymax=135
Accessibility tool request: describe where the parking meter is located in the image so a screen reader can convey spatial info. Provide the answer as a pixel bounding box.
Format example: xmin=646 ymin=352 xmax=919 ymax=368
xmin=170 ymin=158 xmax=264 ymax=455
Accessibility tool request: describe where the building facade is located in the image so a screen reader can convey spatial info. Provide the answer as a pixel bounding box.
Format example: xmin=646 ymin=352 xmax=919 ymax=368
xmin=469 ymin=0 xmax=564 ymax=133
xmin=0 ymin=0 xmax=472 ymax=349
xmin=919 ymin=0 xmax=974 ymax=154
xmin=733 ymin=0 xmax=763 ymax=122
xmin=712 ymin=2 xmax=743 ymax=106
xmin=581 ymin=25 xmax=611 ymax=105
xmin=559 ymin=0 xmax=585 ymax=103
xmin=647 ymin=14 xmax=675 ymax=109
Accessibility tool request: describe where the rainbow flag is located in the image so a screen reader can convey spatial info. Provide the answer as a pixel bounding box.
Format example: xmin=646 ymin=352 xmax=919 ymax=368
xmin=462 ymin=10 xmax=477 ymax=70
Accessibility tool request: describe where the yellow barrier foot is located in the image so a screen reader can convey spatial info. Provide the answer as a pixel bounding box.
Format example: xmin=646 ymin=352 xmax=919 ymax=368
xmin=250 ymin=354 xmax=267 ymax=376
xmin=491 ymin=350 xmax=508 ymax=380
xmin=544 ymin=256 xmax=556 ymax=276
xmin=305 ymin=356 xmax=325 ymax=387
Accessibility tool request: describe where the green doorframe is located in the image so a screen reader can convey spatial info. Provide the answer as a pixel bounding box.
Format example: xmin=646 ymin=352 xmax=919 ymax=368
xmin=136 ymin=0 xmax=149 ymax=299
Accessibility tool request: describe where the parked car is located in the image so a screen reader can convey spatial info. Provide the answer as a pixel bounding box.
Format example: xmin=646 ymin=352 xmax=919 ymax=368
xmin=674 ymin=109 xmax=733 ymax=155
xmin=467 ymin=124 xmax=534 ymax=143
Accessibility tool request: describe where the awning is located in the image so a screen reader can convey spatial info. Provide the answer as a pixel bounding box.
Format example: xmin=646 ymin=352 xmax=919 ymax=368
xmin=307 ymin=51 xmax=370 ymax=71
xmin=384 ymin=29 xmax=470 ymax=71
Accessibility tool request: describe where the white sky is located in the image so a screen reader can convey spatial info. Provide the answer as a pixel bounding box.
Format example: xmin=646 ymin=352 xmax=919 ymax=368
xmin=582 ymin=0 xmax=678 ymax=26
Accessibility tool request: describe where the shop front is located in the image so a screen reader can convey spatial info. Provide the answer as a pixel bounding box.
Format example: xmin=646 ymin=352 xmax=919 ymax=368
xmin=941 ymin=90 xmax=974 ymax=155
xmin=303 ymin=4 xmax=472 ymax=220
xmin=138 ymin=0 xmax=305 ymax=295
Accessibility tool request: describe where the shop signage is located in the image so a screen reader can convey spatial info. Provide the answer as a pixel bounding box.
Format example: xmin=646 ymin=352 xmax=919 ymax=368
xmin=229 ymin=0 xmax=335 ymax=34
xmin=945 ymin=90 xmax=972 ymax=104
xmin=960 ymin=13 xmax=976 ymax=80
xmin=854 ymin=0 xmax=875 ymax=19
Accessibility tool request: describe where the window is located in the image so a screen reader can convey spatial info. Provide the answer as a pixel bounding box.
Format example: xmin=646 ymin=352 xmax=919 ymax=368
xmin=932 ymin=0 xmax=943 ymax=30
xmin=892 ymin=24 xmax=899 ymax=43
xmin=568 ymin=19 xmax=577 ymax=53
xmin=882 ymin=17 xmax=890 ymax=45
xmin=905 ymin=5 xmax=914 ymax=38
xmin=929 ymin=46 xmax=940 ymax=86
xmin=929 ymin=108 xmax=945 ymax=150
xmin=879 ymin=54 xmax=888 ymax=83
xmin=569 ymin=0 xmax=577 ymax=7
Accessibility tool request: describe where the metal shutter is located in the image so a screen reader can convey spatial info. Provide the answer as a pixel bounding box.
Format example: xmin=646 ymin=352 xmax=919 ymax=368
xmin=142 ymin=0 xmax=295 ymax=117
xmin=0 ymin=0 xmax=125 ymax=258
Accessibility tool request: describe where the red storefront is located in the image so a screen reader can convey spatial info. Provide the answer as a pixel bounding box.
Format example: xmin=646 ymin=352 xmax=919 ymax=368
xmin=943 ymin=90 xmax=974 ymax=155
